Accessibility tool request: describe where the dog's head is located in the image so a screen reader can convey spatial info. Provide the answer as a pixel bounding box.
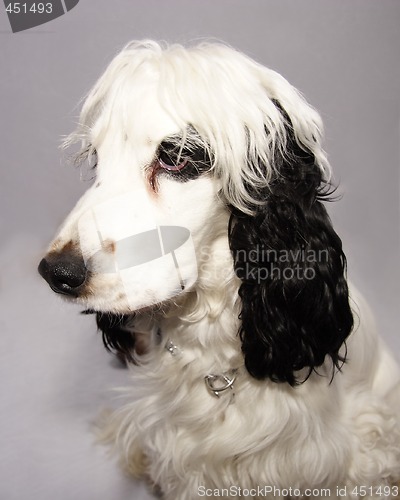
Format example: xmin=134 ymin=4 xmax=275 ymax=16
xmin=39 ymin=41 xmax=353 ymax=384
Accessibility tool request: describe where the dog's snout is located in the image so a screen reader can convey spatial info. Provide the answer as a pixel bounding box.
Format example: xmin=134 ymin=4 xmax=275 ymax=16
xmin=38 ymin=251 xmax=87 ymax=297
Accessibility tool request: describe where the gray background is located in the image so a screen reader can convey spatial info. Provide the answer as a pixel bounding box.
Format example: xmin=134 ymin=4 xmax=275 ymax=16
xmin=0 ymin=1 xmax=399 ymax=499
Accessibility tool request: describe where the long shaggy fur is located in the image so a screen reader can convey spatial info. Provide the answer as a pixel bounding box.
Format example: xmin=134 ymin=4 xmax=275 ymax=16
xmin=40 ymin=41 xmax=400 ymax=499
xmin=229 ymin=103 xmax=353 ymax=385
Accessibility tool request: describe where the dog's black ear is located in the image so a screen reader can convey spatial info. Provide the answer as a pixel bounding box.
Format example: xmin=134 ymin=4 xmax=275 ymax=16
xmin=94 ymin=312 xmax=136 ymax=364
xmin=229 ymin=105 xmax=353 ymax=386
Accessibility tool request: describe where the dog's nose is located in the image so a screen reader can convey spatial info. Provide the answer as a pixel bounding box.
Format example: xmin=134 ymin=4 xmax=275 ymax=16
xmin=38 ymin=252 xmax=87 ymax=297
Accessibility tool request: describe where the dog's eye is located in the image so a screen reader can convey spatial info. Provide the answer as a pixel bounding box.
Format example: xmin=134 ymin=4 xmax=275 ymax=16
xmin=149 ymin=138 xmax=212 ymax=191
xmin=158 ymin=149 xmax=189 ymax=172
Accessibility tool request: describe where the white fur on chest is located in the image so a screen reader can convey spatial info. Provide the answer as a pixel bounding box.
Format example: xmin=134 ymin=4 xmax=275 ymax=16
xmin=103 ymin=294 xmax=400 ymax=499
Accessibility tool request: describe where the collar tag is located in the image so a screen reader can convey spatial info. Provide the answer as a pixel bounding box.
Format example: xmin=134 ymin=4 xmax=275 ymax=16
xmin=204 ymin=369 xmax=238 ymax=403
xmin=164 ymin=338 xmax=238 ymax=403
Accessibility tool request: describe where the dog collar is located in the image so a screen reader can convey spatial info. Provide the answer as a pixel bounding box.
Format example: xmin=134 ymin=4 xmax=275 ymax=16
xmin=204 ymin=370 xmax=238 ymax=400
xmin=164 ymin=338 xmax=239 ymax=403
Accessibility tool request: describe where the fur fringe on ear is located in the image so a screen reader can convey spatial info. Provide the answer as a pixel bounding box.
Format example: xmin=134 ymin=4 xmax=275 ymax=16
xmin=229 ymin=105 xmax=354 ymax=386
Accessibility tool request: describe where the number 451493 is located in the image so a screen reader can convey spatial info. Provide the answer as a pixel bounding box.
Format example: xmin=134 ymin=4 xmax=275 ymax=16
xmin=5 ymin=3 xmax=53 ymax=14
xmin=351 ymin=485 xmax=399 ymax=497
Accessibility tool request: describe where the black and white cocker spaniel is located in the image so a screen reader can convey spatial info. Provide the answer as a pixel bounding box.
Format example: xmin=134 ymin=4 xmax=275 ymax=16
xmin=39 ymin=41 xmax=400 ymax=499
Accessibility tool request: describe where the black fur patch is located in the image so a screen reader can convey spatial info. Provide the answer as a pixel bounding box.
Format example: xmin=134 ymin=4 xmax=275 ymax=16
xmin=86 ymin=311 xmax=136 ymax=364
xmin=228 ymin=104 xmax=353 ymax=386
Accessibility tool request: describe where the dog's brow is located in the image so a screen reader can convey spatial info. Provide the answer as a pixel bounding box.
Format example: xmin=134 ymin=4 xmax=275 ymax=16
xmin=161 ymin=126 xmax=204 ymax=149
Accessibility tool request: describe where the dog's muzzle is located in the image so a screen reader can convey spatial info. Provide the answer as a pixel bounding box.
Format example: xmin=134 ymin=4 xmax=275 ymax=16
xmin=39 ymin=191 xmax=199 ymax=308
xmin=38 ymin=250 xmax=87 ymax=297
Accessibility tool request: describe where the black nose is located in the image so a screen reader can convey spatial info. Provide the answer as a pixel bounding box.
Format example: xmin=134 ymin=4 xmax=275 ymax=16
xmin=38 ymin=252 xmax=87 ymax=297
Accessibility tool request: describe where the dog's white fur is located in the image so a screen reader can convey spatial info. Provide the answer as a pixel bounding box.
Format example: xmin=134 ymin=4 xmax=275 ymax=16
xmin=48 ymin=41 xmax=400 ymax=498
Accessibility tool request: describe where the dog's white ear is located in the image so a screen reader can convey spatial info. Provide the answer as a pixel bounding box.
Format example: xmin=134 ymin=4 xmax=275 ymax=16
xmin=228 ymin=97 xmax=353 ymax=386
xmin=256 ymin=64 xmax=330 ymax=179
xmin=206 ymin=50 xmax=331 ymax=216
